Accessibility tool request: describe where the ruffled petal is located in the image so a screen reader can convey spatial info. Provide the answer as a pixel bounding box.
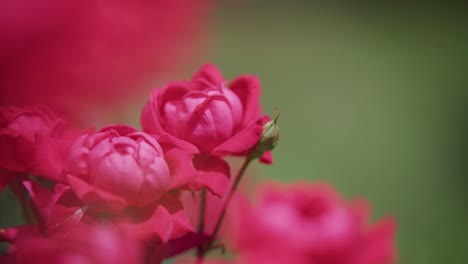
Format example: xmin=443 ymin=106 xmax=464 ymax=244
xmin=189 ymin=154 xmax=230 ymax=197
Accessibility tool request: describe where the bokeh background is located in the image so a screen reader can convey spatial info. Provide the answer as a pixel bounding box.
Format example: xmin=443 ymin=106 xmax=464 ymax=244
xmin=1 ymin=1 xmax=467 ymax=263
xmin=207 ymin=2 xmax=468 ymax=263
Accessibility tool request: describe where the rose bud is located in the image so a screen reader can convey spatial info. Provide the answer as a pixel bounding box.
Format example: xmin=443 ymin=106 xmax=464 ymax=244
xmin=248 ymin=110 xmax=279 ymax=161
xmin=228 ymin=182 xmax=397 ymax=264
xmin=67 ymin=125 xmax=173 ymax=214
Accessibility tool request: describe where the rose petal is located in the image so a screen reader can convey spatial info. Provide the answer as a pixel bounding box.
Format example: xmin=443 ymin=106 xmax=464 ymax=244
xmin=160 ymin=193 xmax=196 ymax=240
xmin=98 ymin=124 xmax=138 ymax=136
xmin=189 ymin=154 xmax=230 ymax=197
xmin=165 ymin=149 xmax=197 ymax=190
xmin=212 ymin=117 xmax=266 ymax=156
xmin=259 ymin=151 xmax=274 ymax=164
xmin=67 ymin=174 xmax=128 ymax=214
xmin=117 ymin=204 xmax=174 ymax=243
xmin=157 ymin=133 xmax=199 ymax=154
xmin=229 ymin=75 xmax=262 ymax=126
xmin=33 ymin=134 xmax=72 ymax=182
xmin=192 ymin=64 xmax=225 ymax=90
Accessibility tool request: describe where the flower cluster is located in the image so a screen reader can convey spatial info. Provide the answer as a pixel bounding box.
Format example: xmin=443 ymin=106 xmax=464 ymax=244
xmin=0 ymin=64 xmax=396 ymax=264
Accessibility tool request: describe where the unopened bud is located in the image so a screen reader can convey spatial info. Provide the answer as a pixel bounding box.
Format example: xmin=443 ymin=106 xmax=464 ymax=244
xmin=249 ymin=110 xmax=280 ymax=159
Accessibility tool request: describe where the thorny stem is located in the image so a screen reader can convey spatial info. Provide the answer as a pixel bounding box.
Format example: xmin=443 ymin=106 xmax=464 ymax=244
xmin=196 ymin=157 xmax=253 ymax=262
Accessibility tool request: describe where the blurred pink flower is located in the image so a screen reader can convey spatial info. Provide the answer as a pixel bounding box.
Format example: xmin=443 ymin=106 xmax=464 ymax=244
xmin=0 ymin=106 xmax=79 ymax=189
xmin=0 ymin=224 xmax=144 ymax=264
xmin=0 ymin=0 xmax=211 ymax=122
xmin=227 ymin=182 xmax=397 ymax=264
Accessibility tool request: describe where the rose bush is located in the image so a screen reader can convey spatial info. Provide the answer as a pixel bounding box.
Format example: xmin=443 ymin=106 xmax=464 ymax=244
xmin=0 ymin=64 xmax=397 ymax=264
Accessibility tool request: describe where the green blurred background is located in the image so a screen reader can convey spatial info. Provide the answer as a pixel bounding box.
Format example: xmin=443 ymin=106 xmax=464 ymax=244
xmin=204 ymin=2 xmax=468 ymax=263
xmin=1 ymin=1 xmax=467 ymax=263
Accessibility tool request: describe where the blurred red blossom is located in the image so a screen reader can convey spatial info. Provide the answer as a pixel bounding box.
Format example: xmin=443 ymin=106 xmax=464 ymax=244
xmin=0 ymin=224 xmax=144 ymax=264
xmin=0 ymin=106 xmax=79 ymax=189
xmin=224 ymin=182 xmax=397 ymax=264
xmin=0 ymin=0 xmax=212 ymax=122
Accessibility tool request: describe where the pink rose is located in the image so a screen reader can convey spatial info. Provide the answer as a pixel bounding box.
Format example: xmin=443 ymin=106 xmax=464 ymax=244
xmin=228 ymin=182 xmax=396 ymax=264
xmin=141 ymin=64 xmax=272 ymax=196
xmin=0 ymin=106 xmax=76 ymax=189
xmin=67 ymin=125 xmax=196 ymax=214
xmin=141 ymin=63 xmax=268 ymax=157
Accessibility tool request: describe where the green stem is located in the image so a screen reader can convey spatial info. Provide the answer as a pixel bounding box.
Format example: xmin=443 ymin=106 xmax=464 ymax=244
xmin=197 ymin=157 xmax=253 ymax=261
xmin=197 ymin=189 xmax=207 ymax=234
xmin=210 ymin=157 xmax=252 ymax=240
xmin=196 ymin=189 xmax=207 ymax=261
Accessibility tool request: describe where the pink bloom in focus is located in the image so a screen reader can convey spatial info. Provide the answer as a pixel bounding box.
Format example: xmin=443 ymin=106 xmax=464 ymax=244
xmin=142 ymin=64 xmax=272 ymax=196
xmin=142 ymin=64 xmax=267 ymax=156
xmin=0 ymin=106 xmax=77 ymax=189
xmin=227 ymin=182 xmax=397 ymax=264
xmin=67 ymin=125 xmax=196 ymax=214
